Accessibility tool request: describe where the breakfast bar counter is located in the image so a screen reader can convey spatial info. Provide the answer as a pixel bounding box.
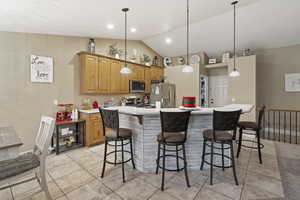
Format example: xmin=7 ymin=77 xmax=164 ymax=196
xmin=80 ymin=104 xmax=253 ymax=172
xmin=118 ymin=104 xmax=253 ymax=172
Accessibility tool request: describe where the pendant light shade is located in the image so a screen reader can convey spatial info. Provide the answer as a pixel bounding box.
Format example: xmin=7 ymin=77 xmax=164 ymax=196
xmin=120 ymin=8 xmax=132 ymax=74
xmin=182 ymin=0 xmax=193 ymax=73
xmin=229 ymin=1 xmax=240 ymax=77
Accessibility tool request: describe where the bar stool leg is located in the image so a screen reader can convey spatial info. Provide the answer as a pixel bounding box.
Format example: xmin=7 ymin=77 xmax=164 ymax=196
xmin=176 ymin=144 xmax=179 ymax=171
xmin=200 ymin=140 xmax=206 ymax=170
xmin=230 ymin=142 xmax=239 ymax=185
xmin=210 ymin=140 xmax=214 ymax=185
xmin=156 ymin=142 xmax=161 ymax=174
xmin=161 ymin=143 xmax=166 ymax=191
xmin=130 ymin=137 xmax=136 ymax=169
xmin=237 ymin=128 xmax=243 ymax=158
xmin=257 ymin=130 xmax=263 ymax=164
xmin=221 ymin=142 xmax=225 ymax=171
xmin=101 ymin=140 xmax=108 ymax=178
xmin=121 ymin=139 xmax=125 ymax=183
xmin=114 ymin=141 xmax=117 ymax=165
xmin=182 ymin=143 xmax=190 ymax=187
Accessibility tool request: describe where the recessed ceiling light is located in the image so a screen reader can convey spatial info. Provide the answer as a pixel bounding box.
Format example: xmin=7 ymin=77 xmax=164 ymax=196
xmin=165 ymin=37 xmax=172 ymax=44
xmin=130 ymin=28 xmax=137 ymax=33
xmin=107 ymin=24 xmax=115 ymax=29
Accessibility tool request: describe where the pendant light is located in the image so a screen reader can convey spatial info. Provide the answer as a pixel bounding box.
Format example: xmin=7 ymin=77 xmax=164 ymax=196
xmin=120 ymin=8 xmax=132 ymax=74
xmin=182 ymin=0 xmax=193 ymax=73
xmin=229 ymin=1 xmax=240 ymax=77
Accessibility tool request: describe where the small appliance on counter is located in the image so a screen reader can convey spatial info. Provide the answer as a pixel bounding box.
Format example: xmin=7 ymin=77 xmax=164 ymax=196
xmin=182 ymin=96 xmax=196 ymax=108
xmin=123 ymin=96 xmax=143 ymax=106
xmin=179 ymin=96 xmax=201 ymax=111
xmin=56 ymin=104 xmax=73 ymax=122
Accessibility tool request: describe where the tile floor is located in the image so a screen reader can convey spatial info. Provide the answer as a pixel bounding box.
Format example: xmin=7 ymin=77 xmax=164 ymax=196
xmin=0 ymin=139 xmax=289 ymax=200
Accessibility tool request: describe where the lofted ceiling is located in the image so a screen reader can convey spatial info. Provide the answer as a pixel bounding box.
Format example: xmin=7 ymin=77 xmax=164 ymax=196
xmin=0 ymin=0 xmax=299 ymax=57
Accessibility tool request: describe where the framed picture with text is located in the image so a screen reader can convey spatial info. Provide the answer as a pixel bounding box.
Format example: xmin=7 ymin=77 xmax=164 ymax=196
xmin=30 ymin=55 xmax=53 ymax=83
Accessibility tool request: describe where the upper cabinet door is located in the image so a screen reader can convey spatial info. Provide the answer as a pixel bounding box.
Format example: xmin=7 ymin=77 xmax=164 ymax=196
xmin=136 ymin=66 xmax=145 ymax=81
xmin=110 ymin=60 xmax=122 ymax=93
xmin=80 ymin=55 xmax=99 ymax=93
xmin=150 ymin=66 xmax=164 ymax=81
xmin=98 ymin=58 xmax=111 ymax=93
xmin=144 ymin=67 xmax=151 ymax=93
xmin=120 ymin=62 xmax=129 ymax=93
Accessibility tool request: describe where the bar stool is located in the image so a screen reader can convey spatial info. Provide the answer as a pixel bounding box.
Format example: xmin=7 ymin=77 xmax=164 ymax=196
xmin=156 ymin=111 xmax=191 ymax=191
xmin=236 ymin=106 xmax=266 ymax=164
xmin=99 ymin=108 xmax=135 ymax=183
xmin=200 ymin=110 xmax=241 ymax=185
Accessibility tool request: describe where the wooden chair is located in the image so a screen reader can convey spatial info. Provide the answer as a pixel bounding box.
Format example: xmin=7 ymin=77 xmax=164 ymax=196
xmin=0 ymin=116 xmax=55 ymax=200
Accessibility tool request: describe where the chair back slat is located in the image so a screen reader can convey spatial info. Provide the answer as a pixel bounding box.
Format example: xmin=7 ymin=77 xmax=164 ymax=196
xmin=213 ymin=110 xmax=241 ymax=131
xmin=160 ymin=111 xmax=191 ymax=141
xmin=35 ymin=116 xmax=55 ymax=154
xmin=99 ymin=108 xmax=119 ymax=137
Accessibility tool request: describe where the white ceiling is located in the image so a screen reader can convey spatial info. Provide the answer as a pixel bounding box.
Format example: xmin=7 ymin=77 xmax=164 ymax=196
xmin=0 ymin=0 xmax=299 ymax=57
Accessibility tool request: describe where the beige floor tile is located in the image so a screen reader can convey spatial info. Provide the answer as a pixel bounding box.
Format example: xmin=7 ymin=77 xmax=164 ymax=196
xmin=243 ymin=171 xmax=284 ymax=199
xmin=205 ymin=182 xmax=242 ymax=200
xmin=139 ymin=171 xmax=175 ymax=189
xmin=66 ymin=148 xmax=96 ymax=161
xmin=55 ymin=196 xmax=68 ymax=200
xmin=86 ymin=179 xmax=113 ymax=198
xmin=163 ymin=175 xmax=202 ymax=200
xmin=176 ymin=170 xmax=208 ymax=187
xmin=13 ymin=181 xmax=63 ymax=200
xmin=102 ymin=192 xmax=123 ymax=200
xmin=48 ymin=161 xmax=82 ymax=179
xmin=148 ymin=190 xmax=179 ymax=200
xmin=0 ymin=188 xmax=13 ymax=200
xmin=47 ymin=154 xmax=73 ymax=169
xmin=102 ymin=165 xmax=140 ymax=191
xmin=66 ymin=185 xmax=102 ymax=200
xmin=194 ymin=185 xmax=233 ymax=200
xmin=115 ymin=177 xmax=157 ymax=200
xmin=55 ymin=170 xmax=95 ymax=193
xmin=87 ymin=144 xmax=105 ymax=153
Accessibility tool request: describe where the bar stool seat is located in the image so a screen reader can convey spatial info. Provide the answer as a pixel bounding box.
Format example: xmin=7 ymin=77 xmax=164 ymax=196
xmin=238 ymin=121 xmax=259 ymax=130
xmin=203 ymin=130 xmax=232 ymax=142
xmin=105 ymin=128 xmax=132 ymax=139
xmin=157 ymin=132 xmax=185 ymax=143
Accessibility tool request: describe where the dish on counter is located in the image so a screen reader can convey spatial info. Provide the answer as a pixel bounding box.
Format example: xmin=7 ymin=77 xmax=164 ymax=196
xmin=179 ymin=106 xmax=201 ymax=111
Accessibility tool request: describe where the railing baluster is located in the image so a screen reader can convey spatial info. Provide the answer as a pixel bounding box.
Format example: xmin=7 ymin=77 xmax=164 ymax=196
xmin=278 ymin=111 xmax=281 ymax=142
xmin=290 ymin=112 xmax=292 ymax=144
xmin=284 ymin=112 xmax=286 ymax=143
xmin=273 ymin=111 xmax=276 ymax=140
xmin=268 ymin=110 xmax=270 ymax=139
xmin=296 ymin=112 xmax=298 ymax=144
xmin=263 ymin=111 xmax=266 ymax=138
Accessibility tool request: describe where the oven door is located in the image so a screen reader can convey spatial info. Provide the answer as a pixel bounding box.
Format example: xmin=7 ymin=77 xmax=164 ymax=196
xmin=130 ymin=80 xmax=145 ymax=93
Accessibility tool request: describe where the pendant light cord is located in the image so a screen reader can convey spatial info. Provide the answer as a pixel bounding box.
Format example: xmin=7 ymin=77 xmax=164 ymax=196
xmin=232 ymin=1 xmax=237 ymax=71
xmin=125 ymin=10 xmax=127 ymax=66
xmin=187 ymin=0 xmax=190 ymax=65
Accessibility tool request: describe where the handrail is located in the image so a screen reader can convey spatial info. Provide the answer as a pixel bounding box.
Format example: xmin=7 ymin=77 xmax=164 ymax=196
xmin=256 ymin=107 xmax=300 ymax=113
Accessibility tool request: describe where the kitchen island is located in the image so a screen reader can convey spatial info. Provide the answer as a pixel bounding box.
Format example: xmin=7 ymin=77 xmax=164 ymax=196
xmin=81 ymin=104 xmax=254 ymax=172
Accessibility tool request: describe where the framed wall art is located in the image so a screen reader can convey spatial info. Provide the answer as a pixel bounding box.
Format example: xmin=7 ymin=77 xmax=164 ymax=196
xmin=30 ymin=55 xmax=53 ymax=83
xmin=285 ymin=73 xmax=300 ymax=92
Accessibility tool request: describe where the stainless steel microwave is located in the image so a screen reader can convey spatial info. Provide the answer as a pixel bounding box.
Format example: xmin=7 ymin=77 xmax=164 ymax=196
xmin=129 ymin=80 xmax=145 ymax=93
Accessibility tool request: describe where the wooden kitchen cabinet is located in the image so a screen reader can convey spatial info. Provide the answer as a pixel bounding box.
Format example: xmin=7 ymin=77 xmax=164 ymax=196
xmin=150 ymin=66 xmax=164 ymax=81
xmin=144 ymin=67 xmax=151 ymax=93
xmin=80 ymin=54 xmax=99 ymax=94
xmin=79 ymin=112 xmax=104 ymax=147
xmin=79 ymin=51 xmax=163 ymax=94
xmin=98 ymin=57 xmax=111 ymax=93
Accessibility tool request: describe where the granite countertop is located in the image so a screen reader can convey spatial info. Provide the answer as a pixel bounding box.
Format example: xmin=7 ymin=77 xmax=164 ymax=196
xmin=79 ymin=104 xmax=254 ymax=116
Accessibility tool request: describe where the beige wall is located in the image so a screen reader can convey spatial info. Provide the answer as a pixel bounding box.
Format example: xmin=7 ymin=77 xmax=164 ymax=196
xmin=255 ymin=44 xmax=300 ymax=109
xmin=0 ymin=31 xmax=161 ymax=151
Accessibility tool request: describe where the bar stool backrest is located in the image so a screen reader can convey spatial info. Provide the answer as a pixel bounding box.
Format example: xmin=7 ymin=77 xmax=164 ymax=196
xmin=99 ymin=108 xmax=120 ymax=137
xmin=160 ymin=111 xmax=191 ymax=141
xmin=257 ymin=105 xmax=266 ymax=129
xmin=213 ymin=110 xmax=241 ymax=139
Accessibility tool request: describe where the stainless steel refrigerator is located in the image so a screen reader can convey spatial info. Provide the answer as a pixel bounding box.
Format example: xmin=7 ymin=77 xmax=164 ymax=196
xmin=150 ymin=83 xmax=176 ymax=108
